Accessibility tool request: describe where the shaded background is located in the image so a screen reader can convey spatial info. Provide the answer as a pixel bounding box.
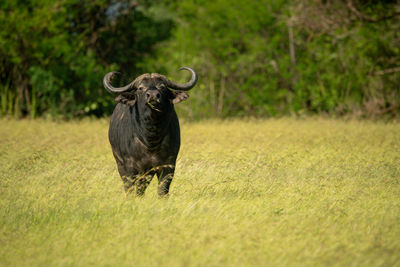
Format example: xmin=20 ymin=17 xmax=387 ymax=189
xmin=1 ymin=0 xmax=399 ymax=119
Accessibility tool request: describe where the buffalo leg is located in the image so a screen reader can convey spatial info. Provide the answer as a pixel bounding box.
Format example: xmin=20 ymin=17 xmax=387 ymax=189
xmin=117 ymin=163 xmax=138 ymax=193
xmin=157 ymin=167 xmax=174 ymax=197
xmin=135 ymin=174 xmax=154 ymax=196
xmin=121 ymin=175 xmax=136 ymax=193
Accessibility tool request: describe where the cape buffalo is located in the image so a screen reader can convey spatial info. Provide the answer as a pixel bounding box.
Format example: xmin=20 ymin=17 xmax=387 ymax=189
xmin=103 ymin=67 xmax=198 ymax=196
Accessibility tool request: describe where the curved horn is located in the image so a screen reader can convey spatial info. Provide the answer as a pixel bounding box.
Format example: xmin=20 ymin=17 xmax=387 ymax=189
xmin=165 ymin=67 xmax=198 ymax=91
xmin=103 ymin=72 xmax=136 ymax=93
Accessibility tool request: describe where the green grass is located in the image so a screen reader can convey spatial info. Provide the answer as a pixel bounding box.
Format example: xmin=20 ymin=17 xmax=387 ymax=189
xmin=1 ymin=118 xmax=399 ymax=266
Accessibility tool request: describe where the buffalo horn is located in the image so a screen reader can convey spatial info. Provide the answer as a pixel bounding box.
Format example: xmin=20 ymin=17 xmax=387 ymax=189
xmin=103 ymin=72 xmax=137 ymax=93
xmin=164 ymin=67 xmax=198 ymax=91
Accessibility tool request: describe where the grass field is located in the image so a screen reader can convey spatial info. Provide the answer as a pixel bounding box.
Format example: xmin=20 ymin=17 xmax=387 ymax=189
xmin=0 ymin=118 xmax=399 ymax=266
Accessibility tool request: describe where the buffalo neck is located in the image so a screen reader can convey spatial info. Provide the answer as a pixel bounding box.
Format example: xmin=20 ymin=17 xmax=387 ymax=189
xmin=132 ymin=104 xmax=173 ymax=149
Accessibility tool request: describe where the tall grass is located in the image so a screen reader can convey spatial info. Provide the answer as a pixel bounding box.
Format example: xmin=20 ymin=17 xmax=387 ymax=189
xmin=0 ymin=118 xmax=399 ymax=266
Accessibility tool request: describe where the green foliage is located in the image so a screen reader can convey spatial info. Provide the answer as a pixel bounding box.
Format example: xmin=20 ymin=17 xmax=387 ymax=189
xmin=1 ymin=118 xmax=400 ymax=265
xmin=147 ymin=0 xmax=290 ymax=117
xmin=0 ymin=0 xmax=173 ymax=118
xmin=0 ymin=0 xmax=399 ymax=118
xmin=147 ymin=0 xmax=400 ymax=119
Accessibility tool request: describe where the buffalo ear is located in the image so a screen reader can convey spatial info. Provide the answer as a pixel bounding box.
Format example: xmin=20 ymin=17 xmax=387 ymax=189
xmin=171 ymin=90 xmax=189 ymax=104
xmin=115 ymin=92 xmax=136 ymax=106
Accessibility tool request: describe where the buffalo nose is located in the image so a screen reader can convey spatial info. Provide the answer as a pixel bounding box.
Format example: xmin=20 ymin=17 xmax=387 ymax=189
xmin=146 ymin=91 xmax=161 ymax=102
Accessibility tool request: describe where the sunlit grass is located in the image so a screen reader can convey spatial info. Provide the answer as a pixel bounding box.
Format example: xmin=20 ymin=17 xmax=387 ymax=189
xmin=1 ymin=118 xmax=399 ymax=266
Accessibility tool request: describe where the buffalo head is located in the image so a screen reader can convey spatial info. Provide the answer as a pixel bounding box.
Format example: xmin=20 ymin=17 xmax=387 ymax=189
xmin=103 ymin=67 xmax=198 ymax=112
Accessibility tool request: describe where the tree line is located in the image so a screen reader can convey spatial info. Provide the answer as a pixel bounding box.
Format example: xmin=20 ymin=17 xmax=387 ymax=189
xmin=1 ymin=0 xmax=399 ymax=119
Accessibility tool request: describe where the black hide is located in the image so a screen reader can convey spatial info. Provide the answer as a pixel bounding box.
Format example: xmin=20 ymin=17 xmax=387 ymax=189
xmin=108 ymin=74 xmax=190 ymax=196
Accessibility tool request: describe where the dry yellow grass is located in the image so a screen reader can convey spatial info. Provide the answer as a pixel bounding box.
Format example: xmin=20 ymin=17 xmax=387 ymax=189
xmin=0 ymin=118 xmax=399 ymax=266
